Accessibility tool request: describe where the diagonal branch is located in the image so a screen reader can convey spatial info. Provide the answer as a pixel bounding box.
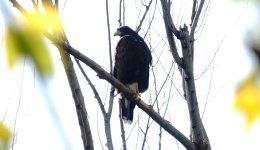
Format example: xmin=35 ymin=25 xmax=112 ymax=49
xmin=75 ymin=59 xmax=106 ymax=116
xmin=136 ymin=0 xmax=153 ymax=33
xmin=9 ymin=0 xmax=27 ymax=15
xmin=62 ymin=44 xmax=196 ymax=150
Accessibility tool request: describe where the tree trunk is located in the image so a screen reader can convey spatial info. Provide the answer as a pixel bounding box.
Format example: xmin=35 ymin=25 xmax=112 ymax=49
xmin=180 ymin=25 xmax=211 ymax=150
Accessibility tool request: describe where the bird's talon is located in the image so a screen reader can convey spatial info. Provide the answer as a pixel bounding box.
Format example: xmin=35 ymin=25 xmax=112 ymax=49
xmin=133 ymin=92 xmax=140 ymax=100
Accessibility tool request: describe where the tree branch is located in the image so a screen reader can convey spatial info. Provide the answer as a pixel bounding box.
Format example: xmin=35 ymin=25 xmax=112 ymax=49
xmin=76 ymin=57 xmax=114 ymax=150
xmin=9 ymin=0 xmax=27 ymax=15
xmin=58 ymin=47 xmax=94 ymax=150
xmin=118 ymin=0 xmax=125 ymax=26
xmin=119 ymin=103 xmax=127 ymax=150
xmin=105 ymin=0 xmax=113 ymax=72
xmin=8 ymin=1 xmax=95 ymax=149
xmin=136 ymin=0 xmax=153 ymax=33
xmin=191 ymin=0 xmax=197 ymax=24
xmin=160 ymin=0 xmax=179 ymax=37
xmin=107 ymin=87 xmax=115 ymax=118
xmin=75 ymin=59 xmax=106 ymax=116
xmin=62 ymin=44 xmax=196 ymax=150
xmin=160 ymin=0 xmax=183 ymax=68
xmin=190 ymin=0 xmax=205 ymax=39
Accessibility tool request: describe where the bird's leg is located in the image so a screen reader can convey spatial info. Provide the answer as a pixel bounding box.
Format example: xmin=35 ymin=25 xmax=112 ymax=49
xmin=127 ymin=82 xmax=140 ymax=100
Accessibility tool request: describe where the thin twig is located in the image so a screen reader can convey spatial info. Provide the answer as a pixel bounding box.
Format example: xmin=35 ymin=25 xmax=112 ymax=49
xmin=202 ymin=61 xmax=215 ymax=119
xmin=12 ymin=58 xmax=25 ymax=150
xmin=119 ymin=102 xmax=127 ymax=150
xmin=105 ymin=0 xmax=113 ymax=72
xmin=136 ymin=0 xmax=153 ymax=33
xmin=140 ymin=117 xmax=151 ymax=150
xmin=143 ymin=0 xmax=157 ymax=39
xmin=75 ymin=59 xmax=106 ymax=116
xmin=96 ymin=108 xmax=105 ymax=150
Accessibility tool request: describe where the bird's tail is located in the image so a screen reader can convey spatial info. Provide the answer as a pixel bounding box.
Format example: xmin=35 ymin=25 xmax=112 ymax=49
xmin=120 ymin=82 xmax=138 ymax=123
xmin=120 ymin=96 xmax=135 ymax=124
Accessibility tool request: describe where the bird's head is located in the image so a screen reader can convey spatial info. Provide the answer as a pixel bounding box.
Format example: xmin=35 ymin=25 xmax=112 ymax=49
xmin=114 ymin=26 xmax=138 ymax=37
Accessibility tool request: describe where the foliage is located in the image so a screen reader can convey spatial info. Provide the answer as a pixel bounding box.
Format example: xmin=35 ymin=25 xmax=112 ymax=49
xmin=0 ymin=123 xmax=12 ymax=150
xmin=234 ymin=68 xmax=260 ymax=129
xmin=5 ymin=24 xmax=53 ymax=76
xmin=234 ymin=1 xmax=260 ymax=129
xmin=3 ymin=8 xmax=63 ymax=77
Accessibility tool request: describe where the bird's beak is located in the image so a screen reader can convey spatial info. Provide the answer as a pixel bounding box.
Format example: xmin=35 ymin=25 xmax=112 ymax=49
xmin=114 ymin=30 xmax=121 ymax=36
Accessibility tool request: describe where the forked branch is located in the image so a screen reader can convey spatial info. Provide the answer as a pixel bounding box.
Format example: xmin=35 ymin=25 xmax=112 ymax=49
xmin=62 ymin=44 xmax=196 ymax=150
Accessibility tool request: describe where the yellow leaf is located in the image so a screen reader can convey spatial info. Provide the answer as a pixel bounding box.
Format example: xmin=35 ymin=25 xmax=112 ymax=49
xmin=25 ymin=10 xmax=63 ymax=35
xmin=234 ymin=68 xmax=260 ymax=129
xmin=0 ymin=123 xmax=12 ymax=150
xmin=5 ymin=27 xmax=23 ymax=68
xmin=5 ymin=25 xmax=53 ymax=76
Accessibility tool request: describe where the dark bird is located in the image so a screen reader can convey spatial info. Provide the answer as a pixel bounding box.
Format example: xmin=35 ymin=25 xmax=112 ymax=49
xmin=113 ymin=26 xmax=152 ymax=123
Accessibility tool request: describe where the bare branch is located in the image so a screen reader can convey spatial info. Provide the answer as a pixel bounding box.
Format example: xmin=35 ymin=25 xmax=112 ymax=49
xmin=190 ymin=0 xmax=205 ymax=39
xmin=140 ymin=117 xmax=151 ymax=150
xmin=57 ymin=47 xmax=94 ymax=150
xmin=11 ymin=58 xmax=25 ymax=150
xmin=75 ymin=29 xmax=115 ymax=150
xmin=62 ymin=44 xmax=196 ymax=150
xmin=202 ymin=62 xmax=215 ymax=119
xmin=143 ymin=0 xmax=157 ymax=39
xmin=119 ymin=103 xmax=127 ymax=150
xmin=160 ymin=0 xmax=179 ymax=37
xmin=191 ymin=0 xmax=197 ymax=24
xmin=160 ymin=0 xmax=183 ymax=68
xmin=75 ymin=59 xmax=106 ymax=116
xmin=118 ymin=0 xmax=125 ymax=26
xmin=106 ymin=0 xmax=115 ymax=120
xmin=105 ymin=0 xmax=113 ymax=72
xmin=107 ymin=86 xmax=115 ymax=117
xmin=136 ymin=0 xmax=153 ymax=33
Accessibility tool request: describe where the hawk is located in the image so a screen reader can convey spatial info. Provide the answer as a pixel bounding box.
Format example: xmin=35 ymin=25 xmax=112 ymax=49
xmin=113 ymin=26 xmax=152 ymax=123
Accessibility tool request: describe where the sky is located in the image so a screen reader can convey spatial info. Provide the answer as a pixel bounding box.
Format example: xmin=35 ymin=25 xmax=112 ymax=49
xmin=0 ymin=0 xmax=260 ymax=150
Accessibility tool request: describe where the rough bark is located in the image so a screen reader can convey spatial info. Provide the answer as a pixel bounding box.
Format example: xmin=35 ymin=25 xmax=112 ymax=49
xmin=58 ymin=49 xmax=94 ymax=150
xmin=160 ymin=0 xmax=211 ymax=149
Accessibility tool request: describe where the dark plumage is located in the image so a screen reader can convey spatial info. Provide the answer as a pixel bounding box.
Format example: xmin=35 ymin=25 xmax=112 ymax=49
xmin=113 ymin=26 xmax=152 ymax=123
